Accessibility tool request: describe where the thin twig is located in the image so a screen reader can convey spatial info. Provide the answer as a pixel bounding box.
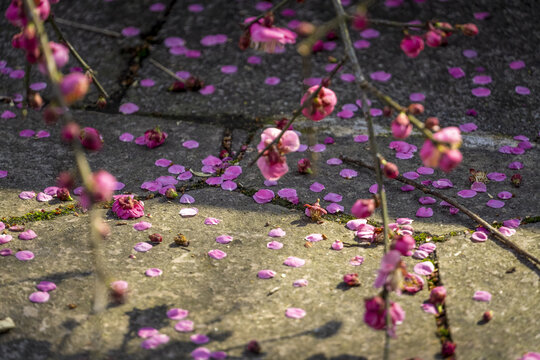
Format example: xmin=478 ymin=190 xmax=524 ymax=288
xmin=248 ymin=56 xmax=348 ymax=167
xmin=53 ymin=16 xmax=122 ymax=38
xmin=331 ymin=0 xmax=392 ymax=358
xmin=340 ymin=156 xmax=540 ymax=267
xmin=148 ymin=57 xmax=185 ymax=82
xmin=22 ymin=62 xmax=30 ymax=118
xmin=243 ymin=0 xmax=291 ymax=30
xmin=48 ymin=16 xmax=110 ymax=99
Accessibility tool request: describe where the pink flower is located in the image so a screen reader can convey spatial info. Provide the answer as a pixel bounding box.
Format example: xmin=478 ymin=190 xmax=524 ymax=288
xmin=343 ymin=273 xmax=360 ymax=286
xmin=425 ymin=30 xmax=443 ymax=47
xmin=374 ymin=250 xmax=403 ymax=291
xmin=391 ymin=235 xmax=415 ymax=256
xmin=39 ymin=42 xmax=69 ymax=74
xmin=300 ymin=85 xmax=337 ymax=121
xmin=91 ymin=170 xmax=116 ymax=202
xmin=6 ymin=0 xmax=50 ymax=27
xmin=110 ymin=280 xmax=128 ymax=304
xmin=458 ymin=23 xmax=479 ymax=36
xmin=79 ymin=127 xmax=103 ymax=151
xmin=60 ymin=72 xmax=89 ymax=104
xmin=144 ymin=127 xmax=168 ymax=148
xmin=429 ymin=286 xmax=446 ymax=305
xmin=383 ymin=162 xmax=399 ymax=179
xmin=391 ymin=112 xmax=412 ymax=139
xmin=256 ymin=127 xmax=299 ymax=180
xmin=400 ymin=35 xmax=424 ymax=58
xmin=112 ymin=195 xmax=144 ymax=219
xmin=351 ymin=199 xmax=375 ymax=219
xmin=364 ymin=296 xmax=405 ymax=337
xmin=420 ymin=127 xmax=462 ymax=170
xmin=402 ymin=272 xmax=424 ymax=294
xmin=438 ymin=148 xmax=462 ymax=172
xmin=244 ymin=17 xmax=297 ymax=53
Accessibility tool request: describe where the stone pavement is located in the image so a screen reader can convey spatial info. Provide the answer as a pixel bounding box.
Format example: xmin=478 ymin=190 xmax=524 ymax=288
xmin=0 ymin=0 xmax=539 ymax=359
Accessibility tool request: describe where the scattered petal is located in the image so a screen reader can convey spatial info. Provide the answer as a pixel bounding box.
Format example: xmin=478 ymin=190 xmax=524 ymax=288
xmin=19 ymin=191 xmax=36 ymax=200
xmin=134 ymin=242 xmax=153 ymax=252
xmin=471 ymin=231 xmax=488 ymax=242
xmin=29 ymin=292 xmax=50 ymax=303
xmin=258 ymin=270 xmax=276 ymax=279
xmin=15 ymin=250 xmax=34 ymax=261
xmin=180 ymin=208 xmax=198 ymax=217
xmin=138 ymin=327 xmax=159 ymax=338
xmin=421 ymin=302 xmax=438 ymax=315
xmin=416 ymin=207 xmax=433 ymax=218
xmin=253 ymin=189 xmax=274 ymax=204
xmin=191 ymin=334 xmax=210 ymax=345
xmin=459 ymin=123 xmax=478 ymax=132
xmin=133 ymin=221 xmax=152 ymax=231
xmin=216 ymin=235 xmax=233 ymax=244
xmin=509 ymin=60 xmax=525 ymax=70
xmin=204 ymin=217 xmax=221 ymax=225
xmin=285 ymin=307 xmax=306 ymax=319
xmin=119 ymin=103 xmax=139 ymax=114
xmin=349 ymin=255 xmax=364 ymax=266
xmin=265 ymin=77 xmax=281 ymax=85
xmin=448 ymin=67 xmax=465 ymax=79
xmin=305 ymin=234 xmax=324 ymax=242
xmin=473 ymin=291 xmax=492 ymax=302
xmin=208 ymin=249 xmax=227 ymax=260
xmin=340 ymin=169 xmax=358 ymax=179
xmin=486 ymin=199 xmax=505 ymax=208
xmin=18 ymin=230 xmax=37 ymax=240
xmin=414 ymin=261 xmax=434 ymax=275
xmin=268 ymin=228 xmax=286 ymax=237
xmin=267 ymin=241 xmax=283 ymax=250
xmin=167 ymin=308 xmax=189 ymax=320
xmin=145 ymin=268 xmax=163 ymax=277
xmin=457 ymin=189 xmax=477 ymax=198
xmin=309 ymin=182 xmax=325 ymax=192
xmin=515 ymin=86 xmax=530 ymax=95
xmin=175 ymin=320 xmax=194 ymax=332
xmin=283 ymin=256 xmax=305 ymax=267
xmin=293 ymin=279 xmax=308 ymax=287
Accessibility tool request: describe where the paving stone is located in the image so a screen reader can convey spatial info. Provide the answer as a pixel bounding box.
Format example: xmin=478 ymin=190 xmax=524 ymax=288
xmin=437 ymin=223 xmax=540 ymax=359
xmin=0 ymin=188 xmax=440 ymax=359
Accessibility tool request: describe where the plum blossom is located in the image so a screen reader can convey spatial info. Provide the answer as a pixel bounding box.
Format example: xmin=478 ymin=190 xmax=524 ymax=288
xmin=420 ymin=127 xmax=462 ymax=172
xmin=300 ymin=85 xmax=337 ymax=121
xmin=400 ymin=35 xmax=424 ymax=57
xmin=112 ymin=195 xmax=144 ymax=219
xmin=242 ymin=16 xmax=297 ymax=53
xmin=256 ymin=127 xmax=299 ymax=180
xmin=364 ymin=296 xmax=405 ymax=337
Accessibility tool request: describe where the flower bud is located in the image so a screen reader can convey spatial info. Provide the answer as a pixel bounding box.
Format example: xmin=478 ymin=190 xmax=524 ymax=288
xmin=407 ymin=103 xmax=424 ymax=115
xmin=351 ymin=199 xmax=375 ymax=219
xmin=297 ymin=158 xmax=312 ymax=174
xmin=109 ymin=280 xmax=129 ymax=304
xmin=57 ymin=171 xmax=75 ymax=190
xmin=400 ymin=35 xmax=424 ymax=58
xmin=425 ymin=117 xmax=440 ymax=131
xmin=168 ymin=80 xmax=186 ymax=92
xmin=79 ymin=127 xmax=103 ymax=151
xmin=511 ymin=173 xmax=522 ymax=187
xmin=383 ymin=106 xmax=393 ymax=117
xmin=185 ymin=76 xmax=204 ymax=91
xmin=425 ymin=30 xmax=443 ymax=47
xmin=311 ymin=39 xmax=324 ymax=53
xmin=483 ymin=310 xmax=493 ymax=322
xmin=458 ymin=23 xmax=479 ymax=36
xmin=383 ymin=162 xmax=399 ymax=179
xmin=60 ymin=72 xmax=89 ymax=104
xmin=429 ymin=286 xmax=446 ymax=305
xmin=28 ymin=91 xmax=43 ymax=110
xmin=61 ymin=122 xmax=80 ymax=142
xmin=324 ymin=136 xmax=335 ymax=145
xmin=442 ymin=341 xmax=456 ymax=357
xmin=96 ymin=96 xmax=107 ymax=109
xmin=56 ymin=187 xmax=73 ymax=201
xmin=295 ymin=22 xmax=316 ymax=37
xmin=246 ymin=340 xmax=261 ymax=354
xmin=352 ymin=7 xmax=368 ymax=31
xmin=165 ymin=187 xmax=178 ymax=199
xmin=149 ymin=233 xmax=163 ymax=243
xmin=391 ymin=113 xmax=412 ymax=139
xmin=343 ymin=273 xmax=360 ymax=286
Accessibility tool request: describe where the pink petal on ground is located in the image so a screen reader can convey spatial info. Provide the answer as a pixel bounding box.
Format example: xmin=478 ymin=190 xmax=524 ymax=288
xmin=342 ymin=103 xmax=358 ymax=112
xmin=419 ymin=197 xmax=436 ymax=205
xmin=267 ymin=241 xmax=283 ymax=250
xmin=113 ymin=182 xmax=125 ymax=191
xmin=145 ymin=268 xmax=163 ymax=277
xmin=305 ymin=234 xmax=324 ymax=242
xmin=354 ymin=134 xmax=369 ymax=143
xmin=206 ymin=177 xmax=223 ymax=186
xmin=175 ymin=320 xmax=194 ymax=332
xmin=119 ymin=103 xmax=139 ymax=114
xmin=463 ymin=49 xmax=477 ymax=58
xmin=349 ymin=255 xmax=364 ymax=266
xmin=369 ymin=184 xmax=380 ymax=194
xmin=29 ymin=291 xmax=50 ymax=303
xmin=409 ymin=92 xmax=425 ymax=102
xmin=141 ymin=334 xmax=170 ymax=349
xmin=167 ymin=308 xmax=189 ymax=320
xmin=206 ymin=249 xmax=227 ymax=261
xmin=472 ymin=87 xmax=491 ymax=97
xmin=285 ymin=308 xmax=306 ymax=319
xmin=473 ymin=291 xmax=492 ymax=302
xmin=418 ymin=243 xmax=436 ymax=253
xmin=19 ymin=191 xmax=36 ymax=200
xmin=487 ymin=199 xmax=505 ymax=208
xmin=297 ymin=144 xmax=308 ymax=152
xmin=269 ymin=228 xmax=286 ymax=237
xmin=191 ymin=347 xmax=211 ymax=360
xmin=122 ymin=27 xmax=140 ymax=37
xmin=16 ymin=250 xmax=34 ymax=261
xmin=223 ymin=166 xmax=243 ymax=179
xmin=414 ymin=261 xmax=434 ymax=275
xmin=337 ymin=110 xmax=354 ymax=119
xmin=457 ymin=189 xmax=477 ymax=198
xmin=140 ymin=78 xmax=155 ymax=87
xmin=36 ymin=130 xmax=50 ymax=138
xmin=265 ymin=77 xmax=281 ymax=85
xmin=309 ymin=182 xmax=325 ymax=192
xmin=191 ymin=334 xmax=210 ymax=345
xmin=134 ymin=242 xmax=152 ymax=252
xmin=498 ymin=191 xmax=513 ymax=200
xmin=0 ymin=249 xmax=13 ymax=256
xmin=247 ymin=56 xmax=261 ymax=64
xmin=141 ymin=181 xmax=160 ymax=191
xmin=416 ymin=207 xmax=433 ymax=218
xmin=179 ymin=208 xmax=198 ymax=217
xmin=19 ymin=230 xmax=37 ymax=240
xmin=199 ymin=85 xmax=215 ymax=95
xmin=448 ymin=67 xmax=465 ymax=79
xmin=43 ymin=186 xmax=59 ymax=195
xmin=499 ymin=226 xmax=516 ymax=237
xmin=432 ymin=179 xmax=453 ymax=189
xmin=471 ymin=231 xmax=488 ymax=242
xmin=340 ymin=169 xmax=358 ymax=179
xmin=258 ymin=270 xmax=276 ymax=279
xmin=138 ymin=327 xmax=159 ymax=338
xmin=182 ymin=140 xmax=199 ymax=149
xmin=370 ymin=108 xmax=384 ymax=117
xmin=471 ymin=182 xmax=486 ymax=192
xmin=188 ymin=3 xmax=204 ymax=12
xmin=360 ymin=28 xmax=380 ymax=39
xmin=509 ymin=60 xmax=525 ymax=70
xmin=370 ymin=71 xmax=391 ymax=82
xmin=503 ymin=219 xmax=520 ymax=228
xmin=36 ymin=281 xmax=56 ymax=292
xmin=164 ymin=37 xmax=185 ymax=47
xmin=487 ymin=172 xmax=506 ymax=181
xmin=253 ymin=189 xmax=274 ymax=203
xmin=340 ymin=73 xmax=355 ymax=82
xmin=416 ymin=167 xmax=434 ymax=175
xmin=508 ymin=161 xmax=523 ymax=170
xmin=474 ymin=12 xmax=490 ymax=20
xmin=327 ymin=203 xmax=344 ymax=214
xmin=401 ymin=185 xmax=415 ymax=192
xmin=36 ymin=192 xmax=53 ymax=202
xmin=421 ymin=302 xmax=438 ymax=315
xmin=186 ymin=50 xmax=201 ymax=58
xmin=216 ymin=235 xmax=233 ymax=244
xmin=1 ymin=110 xmax=16 ymax=119
xmin=168 ymin=165 xmax=186 ymax=175
xmin=413 ymin=250 xmax=429 ymax=259
xmin=354 ymin=39 xmax=370 ymax=49
xmin=473 ymin=75 xmax=492 ymax=85
xmin=221 ymin=65 xmax=237 ymax=74
xmin=73 ymin=187 xmax=84 ymax=195
xmin=284 ymin=256 xmax=305 ymax=267
xmin=204 ymin=217 xmax=221 ymax=225
xmin=0 ymin=234 xmax=12 ymax=244
xmin=155 ymin=158 xmax=172 ymax=167
xmin=10 ymin=70 xmax=25 ymax=79
xmin=347 ymin=219 xmax=367 ymax=231
xmin=403 ymin=172 xmax=419 ymax=180
xmin=459 ymin=122 xmax=478 ymax=132
xmin=396 ymin=218 xmax=413 ymax=225
xmin=221 ymin=180 xmax=237 ymax=191
xmin=515 ymin=86 xmax=530 ymax=95
xmin=293 ymin=279 xmax=308 ymax=287
xmin=119 ymin=132 xmax=134 ymax=142
xmin=327 ymin=158 xmax=343 ymax=165
xmin=323 ymin=193 xmax=342 ymax=202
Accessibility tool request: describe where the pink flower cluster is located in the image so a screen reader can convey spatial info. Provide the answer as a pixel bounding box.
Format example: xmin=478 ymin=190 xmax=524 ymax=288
xmin=420 ymin=126 xmax=463 ymax=172
xmin=364 ymin=296 xmax=405 ymax=338
xmin=300 ymin=86 xmax=337 ymax=121
xmin=256 ymin=127 xmax=299 ymax=181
